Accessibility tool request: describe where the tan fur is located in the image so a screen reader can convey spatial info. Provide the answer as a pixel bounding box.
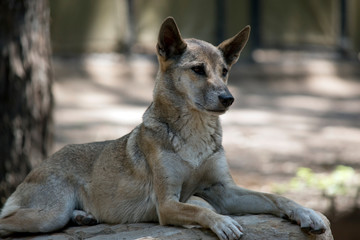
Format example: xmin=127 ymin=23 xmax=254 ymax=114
xmin=0 ymin=17 xmax=327 ymax=240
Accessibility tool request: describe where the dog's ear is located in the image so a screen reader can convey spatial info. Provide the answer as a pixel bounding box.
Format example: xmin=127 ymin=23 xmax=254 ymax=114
xmin=157 ymin=17 xmax=187 ymax=60
xmin=218 ymin=26 xmax=251 ymax=66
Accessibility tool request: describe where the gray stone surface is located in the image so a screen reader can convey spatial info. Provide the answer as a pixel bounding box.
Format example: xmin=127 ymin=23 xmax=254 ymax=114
xmin=7 ymin=214 xmax=333 ymax=240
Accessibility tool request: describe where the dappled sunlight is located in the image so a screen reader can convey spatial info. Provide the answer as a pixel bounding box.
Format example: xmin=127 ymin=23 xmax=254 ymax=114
xmin=53 ymin=54 xmax=156 ymax=108
xmin=55 ymin=106 xmax=144 ymax=126
xmin=275 ymin=95 xmax=334 ymax=112
xmin=54 ymin=105 xmax=144 ymax=152
xmin=305 ymin=74 xmax=360 ymax=98
xmin=52 ymin=54 xmax=157 ymax=152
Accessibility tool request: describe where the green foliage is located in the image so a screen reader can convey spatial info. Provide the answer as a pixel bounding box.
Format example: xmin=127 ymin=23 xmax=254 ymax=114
xmin=273 ymin=165 xmax=358 ymax=197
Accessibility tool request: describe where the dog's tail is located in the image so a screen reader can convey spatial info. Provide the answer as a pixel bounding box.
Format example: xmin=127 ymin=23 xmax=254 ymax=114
xmin=0 ymin=184 xmax=76 ymax=236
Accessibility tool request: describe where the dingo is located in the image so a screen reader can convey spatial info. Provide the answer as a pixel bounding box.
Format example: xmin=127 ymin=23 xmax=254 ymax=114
xmin=0 ymin=17 xmax=327 ymax=239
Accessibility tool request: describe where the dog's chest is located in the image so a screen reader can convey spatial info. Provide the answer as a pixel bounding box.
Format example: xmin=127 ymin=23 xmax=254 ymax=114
xmin=169 ymin=120 xmax=219 ymax=168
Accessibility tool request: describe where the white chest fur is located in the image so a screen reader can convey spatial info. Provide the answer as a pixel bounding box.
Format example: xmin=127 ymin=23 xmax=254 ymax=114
xmin=169 ymin=114 xmax=220 ymax=168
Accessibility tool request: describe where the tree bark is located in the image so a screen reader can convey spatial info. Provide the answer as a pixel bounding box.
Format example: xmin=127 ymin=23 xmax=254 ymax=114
xmin=0 ymin=0 xmax=53 ymax=206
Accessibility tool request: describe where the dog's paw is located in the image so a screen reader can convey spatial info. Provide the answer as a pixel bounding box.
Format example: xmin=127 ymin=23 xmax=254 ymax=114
xmin=210 ymin=215 xmax=243 ymax=240
xmin=290 ymin=207 xmax=327 ymax=234
xmin=72 ymin=210 xmax=98 ymax=226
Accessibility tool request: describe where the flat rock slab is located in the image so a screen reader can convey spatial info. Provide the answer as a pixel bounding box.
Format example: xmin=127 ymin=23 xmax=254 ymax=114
xmin=6 ymin=214 xmax=333 ymax=240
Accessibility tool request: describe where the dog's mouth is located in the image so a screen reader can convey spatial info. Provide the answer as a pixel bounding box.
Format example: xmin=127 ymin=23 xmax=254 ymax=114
xmin=195 ymin=103 xmax=228 ymax=115
xmin=206 ymin=109 xmax=227 ymax=114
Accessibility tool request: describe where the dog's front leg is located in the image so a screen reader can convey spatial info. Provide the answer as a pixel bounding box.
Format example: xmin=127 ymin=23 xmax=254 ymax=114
xmin=158 ymin=197 xmax=243 ymax=240
xmin=202 ymin=183 xmax=327 ymax=235
xmin=197 ymin=150 xmax=328 ymax=235
xmin=152 ymin=166 xmax=243 ymax=239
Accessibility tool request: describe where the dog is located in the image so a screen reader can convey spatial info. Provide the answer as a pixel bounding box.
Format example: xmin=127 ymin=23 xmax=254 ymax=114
xmin=0 ymin=17 xmax=327 ymax=240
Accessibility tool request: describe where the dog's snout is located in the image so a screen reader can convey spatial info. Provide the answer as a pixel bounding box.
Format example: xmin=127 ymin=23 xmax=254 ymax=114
xmin=218 ymin=93 xmax=234 ymax=108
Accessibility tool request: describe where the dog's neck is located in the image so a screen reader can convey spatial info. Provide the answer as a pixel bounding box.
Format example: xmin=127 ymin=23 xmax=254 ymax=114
xmin=147 ymin=72 xmax=222 ymax=138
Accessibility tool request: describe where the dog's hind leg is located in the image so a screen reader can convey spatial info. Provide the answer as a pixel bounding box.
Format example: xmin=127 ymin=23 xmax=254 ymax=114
xmin=0 ymin=185 xmax=76 ymax=237
xmin=0 ymin=206 xmax=72 ymax=237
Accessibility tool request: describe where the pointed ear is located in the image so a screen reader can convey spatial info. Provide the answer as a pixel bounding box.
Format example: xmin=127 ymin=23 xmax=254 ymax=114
xmin=218 ymin=25 xmax=251 ymax=66
xmin=157 ymin=17 xmax=187 ymax=60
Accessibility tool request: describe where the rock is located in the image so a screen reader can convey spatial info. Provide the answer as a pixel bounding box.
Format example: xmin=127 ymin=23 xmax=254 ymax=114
xmin=6 ymin=214 xmax=333 ymax=240
xmin=236 ymin=214 xmax=333 ymax=240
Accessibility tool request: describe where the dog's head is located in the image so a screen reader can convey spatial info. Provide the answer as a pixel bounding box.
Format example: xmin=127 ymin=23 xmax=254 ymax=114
xmin=156 ymin=17 xmax=250 ymax=115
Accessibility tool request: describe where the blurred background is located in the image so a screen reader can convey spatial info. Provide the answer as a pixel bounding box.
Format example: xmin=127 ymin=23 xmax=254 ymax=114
xmin=1 ymin=0 xmax=359 ymax=239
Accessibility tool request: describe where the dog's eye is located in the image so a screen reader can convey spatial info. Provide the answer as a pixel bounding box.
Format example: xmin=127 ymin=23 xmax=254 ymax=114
xmin=191 ymin=66 xmax=206 ymax=76
xmin=222 ymin=68 xmax=228 ymax=77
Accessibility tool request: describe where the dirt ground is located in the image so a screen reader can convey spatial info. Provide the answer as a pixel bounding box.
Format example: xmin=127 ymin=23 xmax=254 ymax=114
xmin=52 ymin=52 xmax=360 ymax=239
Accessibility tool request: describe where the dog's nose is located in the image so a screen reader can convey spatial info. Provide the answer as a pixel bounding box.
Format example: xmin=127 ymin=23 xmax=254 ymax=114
xmin=218 ymin=93 xmax=234 ymax=108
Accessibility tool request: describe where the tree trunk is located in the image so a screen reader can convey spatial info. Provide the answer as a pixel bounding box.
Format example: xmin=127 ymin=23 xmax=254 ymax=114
xmin=0 ymin=0 xmax=53 ymax=206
